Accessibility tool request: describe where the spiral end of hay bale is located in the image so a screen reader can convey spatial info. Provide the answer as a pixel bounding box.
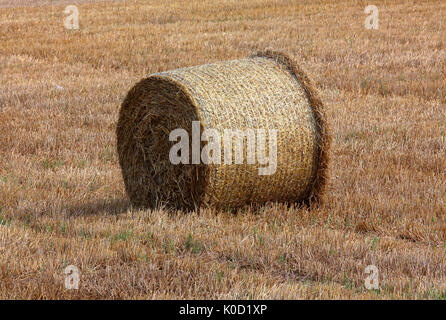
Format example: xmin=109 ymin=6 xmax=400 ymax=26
xmin=116 ymin=77 xmax=208 ymax=211
xmin=117 ymin=51 xmax=331 ymax=211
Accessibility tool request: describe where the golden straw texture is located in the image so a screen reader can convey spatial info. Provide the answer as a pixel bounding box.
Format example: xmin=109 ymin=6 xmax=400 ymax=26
xmin=116 ymin=50 xmax=330 ymax=211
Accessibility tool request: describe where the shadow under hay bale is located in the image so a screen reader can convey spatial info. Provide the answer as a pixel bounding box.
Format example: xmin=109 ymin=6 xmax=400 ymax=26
xmin=116 ymin=50 xmax=331 ymax=211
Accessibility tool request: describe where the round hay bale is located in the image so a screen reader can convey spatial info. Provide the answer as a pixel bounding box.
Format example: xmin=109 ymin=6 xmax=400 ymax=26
xmin=116 ymin=50 xmax=330 ymax=211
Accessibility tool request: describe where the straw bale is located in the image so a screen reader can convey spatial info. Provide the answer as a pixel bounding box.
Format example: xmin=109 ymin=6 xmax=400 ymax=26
xmin=116 ymin=50 xmax=330 ymax=210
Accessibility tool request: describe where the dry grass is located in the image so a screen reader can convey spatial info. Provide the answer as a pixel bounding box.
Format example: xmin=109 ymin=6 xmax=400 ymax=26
xmin=0 ymin=0 xmax=445 ymax=299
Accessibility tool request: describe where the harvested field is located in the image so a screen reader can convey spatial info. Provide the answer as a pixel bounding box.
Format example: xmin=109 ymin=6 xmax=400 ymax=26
xmin=0 ymin=0 xmax=445 ymax=299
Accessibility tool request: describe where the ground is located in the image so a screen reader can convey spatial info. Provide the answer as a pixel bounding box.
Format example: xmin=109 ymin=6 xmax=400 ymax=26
xmin=0 ymin=0 xmax=445 ymax=299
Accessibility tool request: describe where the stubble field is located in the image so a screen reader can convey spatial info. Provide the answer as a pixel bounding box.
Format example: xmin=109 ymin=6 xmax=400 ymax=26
xmin=0 ymin=0 xmax=445 ymax=299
